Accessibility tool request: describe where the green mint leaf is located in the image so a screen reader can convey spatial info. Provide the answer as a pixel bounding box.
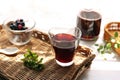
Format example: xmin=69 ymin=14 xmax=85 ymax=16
xmin=114 ymin=32 xmax=118 ymax=38
xmin=22 ymin=49 xmax=44 ymax=71
xmin=97 ymin=45 xmax=104 ymax=52
xmin=38 ymin=58 xmax=43 ymax=64
xmin=101 ymin=50 xmax=105 ymax=54
xmin=95 ymin=44 xmax=99 ymax=46
xmin=95 ymin=31 xmax=120 ymax=56
xmin=105 ymin=42 xmax=112 ymax=50
xmin=118 ymin=44 xmax=120 ymax=48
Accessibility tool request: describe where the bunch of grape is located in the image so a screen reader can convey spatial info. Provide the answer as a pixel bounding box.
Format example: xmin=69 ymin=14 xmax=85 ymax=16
xmin=10 ymin=19 xmax=27 ymax=30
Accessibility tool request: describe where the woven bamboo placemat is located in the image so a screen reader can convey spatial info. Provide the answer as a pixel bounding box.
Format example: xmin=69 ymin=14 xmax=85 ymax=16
xmin=0 ymin=25 xmax=95 ymax=80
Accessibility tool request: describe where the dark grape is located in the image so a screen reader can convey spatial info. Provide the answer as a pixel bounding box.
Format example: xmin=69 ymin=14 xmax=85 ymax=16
xmin=9 ymin=19 xmax=27 ymax=30
xmin=20 ymin=19 xmax=23 ymax=22
xmin=18 ymin=24 xmax=23 ymax=30
xmin=21 ymin=22 xmax=25 ymax=26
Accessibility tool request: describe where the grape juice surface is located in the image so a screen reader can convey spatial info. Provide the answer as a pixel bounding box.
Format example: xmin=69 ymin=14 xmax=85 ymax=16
xmin=52 ymin=33 xmax=76 ymax=63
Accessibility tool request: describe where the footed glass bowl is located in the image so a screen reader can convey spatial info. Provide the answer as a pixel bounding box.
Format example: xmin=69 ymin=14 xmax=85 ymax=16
xmin=3 ymin=17 xmax=35 ymax=46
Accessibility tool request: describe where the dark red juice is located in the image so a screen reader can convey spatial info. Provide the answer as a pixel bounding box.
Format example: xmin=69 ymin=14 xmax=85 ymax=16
xmin=77 ymin=10 xmax=101 ymax=40
xmin=52 ymin=33 xmax=76 ymax=63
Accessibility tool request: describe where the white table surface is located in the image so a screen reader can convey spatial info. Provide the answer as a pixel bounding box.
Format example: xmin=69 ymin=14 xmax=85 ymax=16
xmin=0 ymin=0 xmax=120 ymax=80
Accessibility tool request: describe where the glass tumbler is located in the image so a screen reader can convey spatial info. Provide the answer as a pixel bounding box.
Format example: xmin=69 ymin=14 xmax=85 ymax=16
xmin=77 ymin=9 xmax=102 ymax=40
xmin=48 ymin=27 xmax=81 ymax=67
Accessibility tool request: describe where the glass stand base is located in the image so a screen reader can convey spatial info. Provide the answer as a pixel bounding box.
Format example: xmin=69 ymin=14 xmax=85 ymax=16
xmin=56 ymin=60 xmax=73 ymax=67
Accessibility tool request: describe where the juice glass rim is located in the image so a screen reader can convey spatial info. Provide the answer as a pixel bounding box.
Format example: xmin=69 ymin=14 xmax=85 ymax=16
xmin=78 ymin=9 xmax=102 ymax=21
xmin=48 ymin=27 xmax=81 ymax=42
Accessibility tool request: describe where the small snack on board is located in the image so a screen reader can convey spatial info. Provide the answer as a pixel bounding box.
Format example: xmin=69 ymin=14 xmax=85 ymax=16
xmin=104 ymin=22 xmax=120 ymax=56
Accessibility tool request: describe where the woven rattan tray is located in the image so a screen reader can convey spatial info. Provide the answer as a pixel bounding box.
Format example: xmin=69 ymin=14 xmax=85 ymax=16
xmin=104 ymin=22 xmax=120 ymax=56
xmin=0 ymin=25 xmax=95 ymax=80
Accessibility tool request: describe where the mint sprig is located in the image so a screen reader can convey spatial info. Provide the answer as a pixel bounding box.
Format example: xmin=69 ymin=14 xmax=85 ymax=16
xmin=114 ymin=31 xmax=118 ymax=38
xmin=95 ymin=32 xmax=120 ymax=54
xmin=95 ymin=42 xmax=112 ymax=54
xmin=22 ymin=49 xmax=44 ymax=71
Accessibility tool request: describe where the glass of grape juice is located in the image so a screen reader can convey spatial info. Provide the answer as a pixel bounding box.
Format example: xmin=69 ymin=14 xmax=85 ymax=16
xmin=77 ymin=9 xmax=102 ymax=40
xmin=48 ymin=27 xmax=81 ymax=67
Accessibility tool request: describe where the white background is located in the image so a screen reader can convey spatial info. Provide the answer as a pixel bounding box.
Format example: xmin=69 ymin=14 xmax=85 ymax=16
xmin=0 ymin=0 xmax=120 ymax=80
